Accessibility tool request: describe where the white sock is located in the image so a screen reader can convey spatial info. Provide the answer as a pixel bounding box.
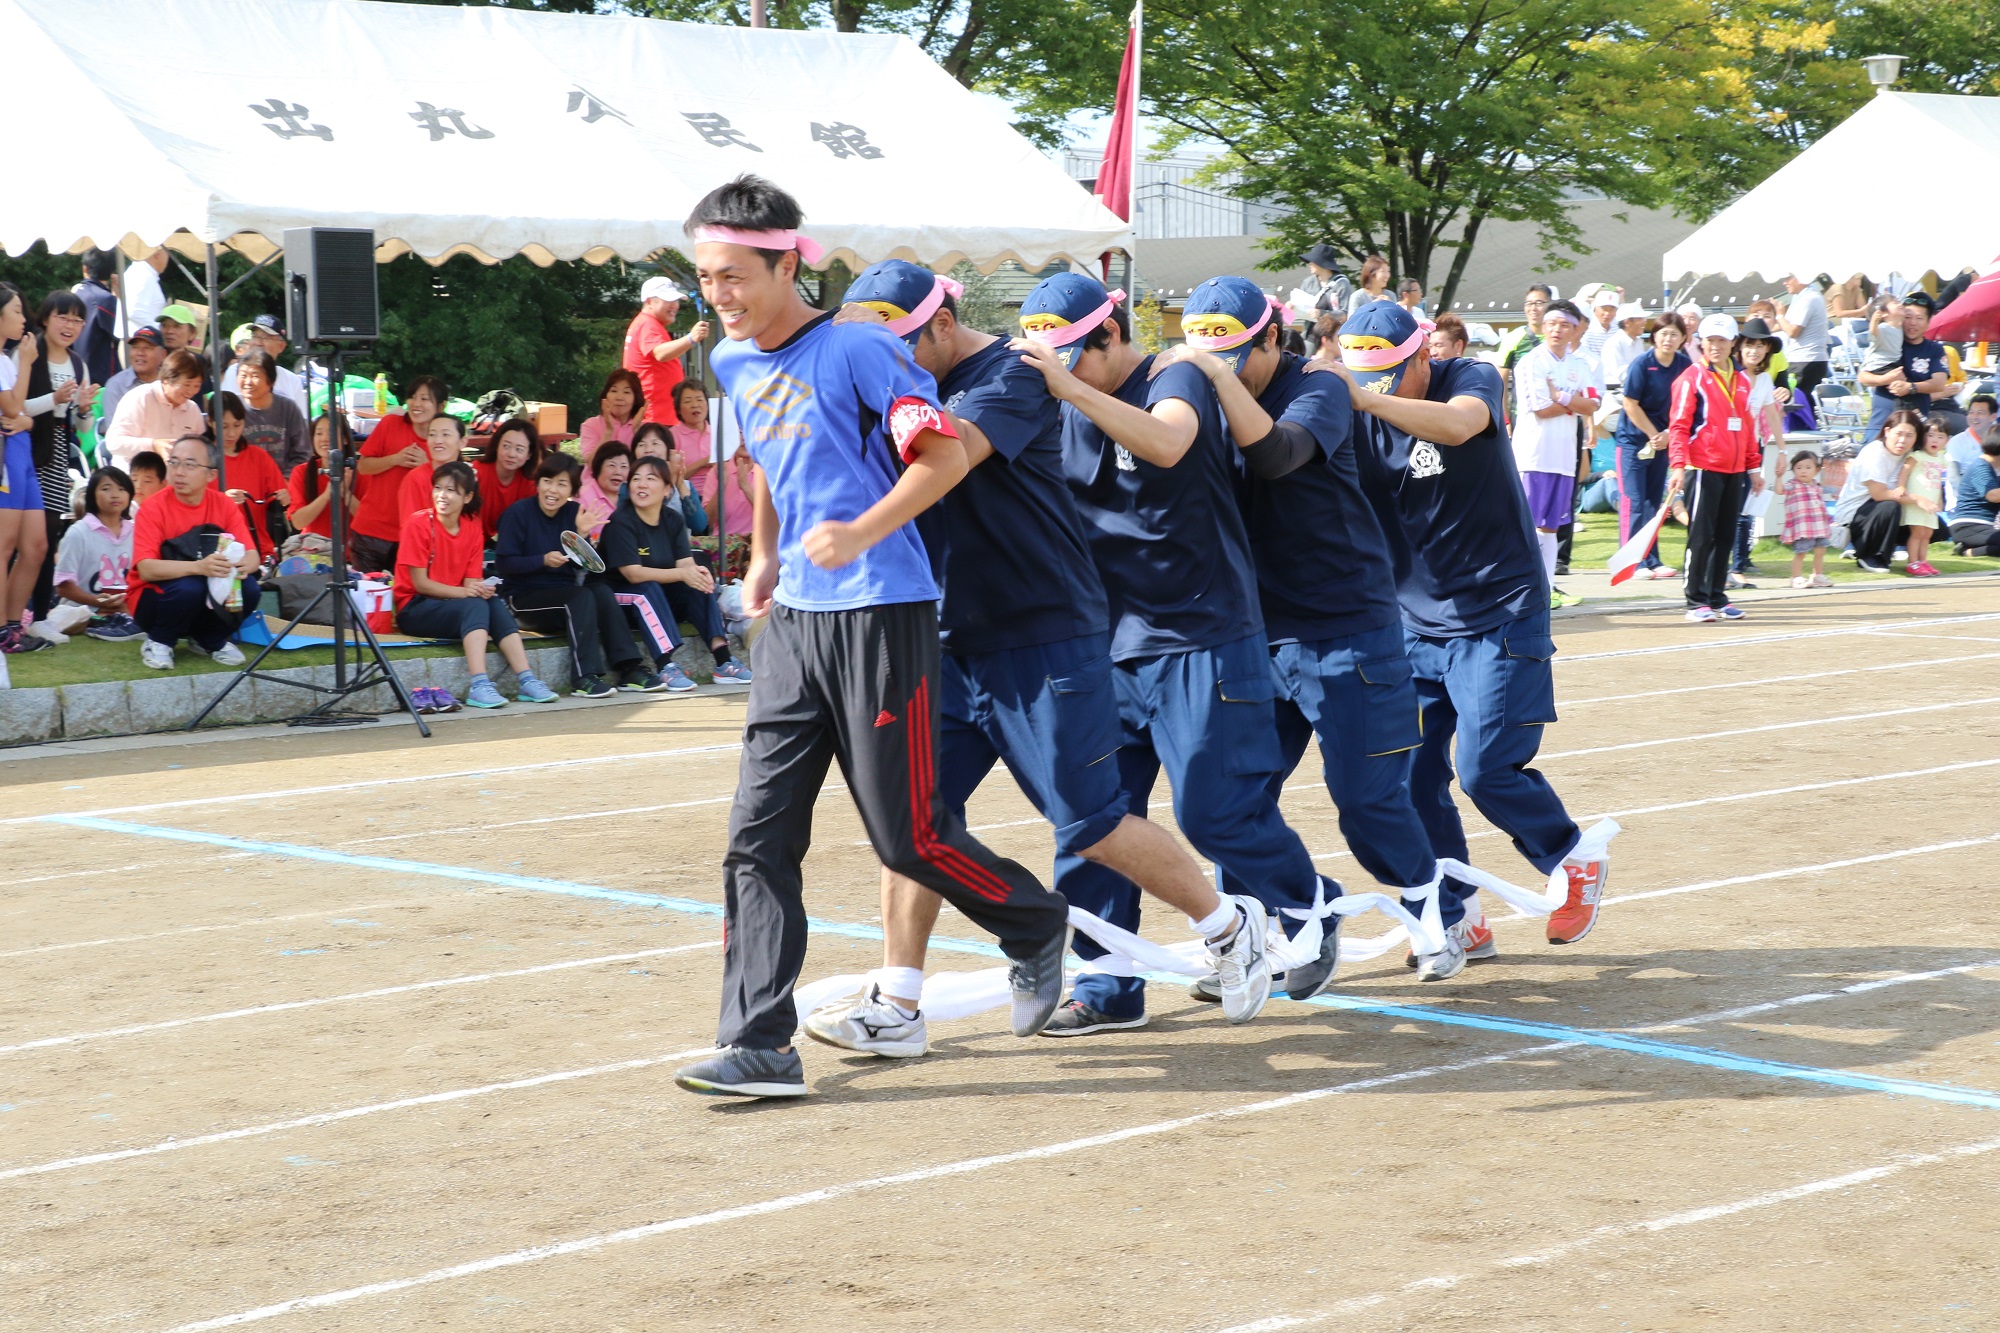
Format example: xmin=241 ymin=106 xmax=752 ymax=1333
xmin=1191 ymin=898 xmax=1242 ymax=941
xmin=872 ymin=967 xmax=924 ymax=1014
xmin=1538 ymin=529 xmax=1559 ymax=578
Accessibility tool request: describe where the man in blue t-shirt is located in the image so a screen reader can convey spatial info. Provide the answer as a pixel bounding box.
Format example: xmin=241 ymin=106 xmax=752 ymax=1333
xmin=1154 ymin=280 xmax=1461 ymax=980
xmin=1012 ymin=272 xmax=1344 ymax=1028
xmin=1338 ymin=299 xmax=1610 ymax=957
xmin=1860 ymin=292 xmax=1950 ymax=435
xmin=670 ymin=175 xmax=1069 ymax=1100
xmin=802 ymin=261 xmax=1275 ymax=1054
xmin=1950 ymin=430 xmax=2000 ymax=556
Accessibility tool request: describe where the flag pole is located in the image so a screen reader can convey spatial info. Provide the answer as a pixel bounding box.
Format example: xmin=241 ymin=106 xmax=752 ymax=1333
xmin=1128 ymin=0 xmax=1141 ymax=295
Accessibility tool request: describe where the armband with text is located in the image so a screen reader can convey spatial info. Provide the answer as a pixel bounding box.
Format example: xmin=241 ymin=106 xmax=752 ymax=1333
xmin=889 ymin=396 xmax=957 ymax=463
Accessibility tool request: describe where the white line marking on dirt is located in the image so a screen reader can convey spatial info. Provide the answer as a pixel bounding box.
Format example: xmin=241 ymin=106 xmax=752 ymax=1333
xmin=1553 ymin=611 xmax=2000 ymax=663
xmin=0 ymin=1045 xmax=720 ymax=1184
xmin=333 ymin=786 xmax=847 ymax=848
xmin=0 ymin=942 xmax=720 ymax=1056
xmin=0 ymin=741 xmax=745 ymax=826
xmin=1561 ymin=650 xmax=2000 ymax=706
xmin=1598 ymin=832 xmax=2000 ymax=909
xmin=0 ymin=902 xmax=426 ymax=960
xmin=1212 ymin=1133 xmax=2000 ymax=1331
xmin=1541 ymin=696 xmax=2000 ymax=761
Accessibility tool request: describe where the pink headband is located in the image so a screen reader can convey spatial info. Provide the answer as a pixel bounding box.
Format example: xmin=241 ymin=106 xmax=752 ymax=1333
xmin=884 ymin=275 xmax=966 ymax=338
xmin=1542 ymin=307 xmax=1581 ymax=326
xmin=1340 ymin=321 xmax=1434 ymax=370
xmin=1028 ymin=289 xmax=1127 ymax=349
xmin=692 ymin=225 xmax=826 ymax=267
xmin=1184 ymin=296 xmax=1273 ymax=353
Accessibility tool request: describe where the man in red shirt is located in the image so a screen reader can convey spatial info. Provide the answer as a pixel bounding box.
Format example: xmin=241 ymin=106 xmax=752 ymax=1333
xmin=349 ymin=374 xmax=447 ymax=573
xmin=622 ymin=277 xmax=709 ymax=427
xmin=133 ymin=435 xmax=263 ymax=670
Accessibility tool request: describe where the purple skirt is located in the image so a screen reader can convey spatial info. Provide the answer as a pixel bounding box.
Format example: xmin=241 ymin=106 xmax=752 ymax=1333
xmin=1519 ymin=469 xmax=1576 ymax=530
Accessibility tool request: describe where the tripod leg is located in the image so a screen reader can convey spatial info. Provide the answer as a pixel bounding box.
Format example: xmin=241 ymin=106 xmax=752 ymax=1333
xmin=343 ymin=588 xmax=431 ymax=738
xmin=187 ymin=581 xmax=337 ymax=730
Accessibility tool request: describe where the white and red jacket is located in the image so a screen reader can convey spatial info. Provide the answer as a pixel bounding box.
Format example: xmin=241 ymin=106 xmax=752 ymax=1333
xmin=1667 ymin=361 xmax=1760 ymax=473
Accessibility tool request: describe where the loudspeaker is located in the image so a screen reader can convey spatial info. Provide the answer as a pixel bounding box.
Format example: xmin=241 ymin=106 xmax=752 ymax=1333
xmin=283 ymin=227 xmax=379 ymax=343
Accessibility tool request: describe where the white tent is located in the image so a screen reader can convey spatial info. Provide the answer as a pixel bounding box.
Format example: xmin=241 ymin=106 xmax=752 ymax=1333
xmin=1663 ymin=92 xmax=2000 ymax=284
xmin=0 ymin=0 xmax=1128 ymax=273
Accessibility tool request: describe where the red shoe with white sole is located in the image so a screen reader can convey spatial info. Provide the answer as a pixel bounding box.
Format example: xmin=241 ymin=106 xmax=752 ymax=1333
xmin=1547 ymin=860 xmax=1608 ymax=944
xmin=1405 ymin=911 xmax=1500 ymax=968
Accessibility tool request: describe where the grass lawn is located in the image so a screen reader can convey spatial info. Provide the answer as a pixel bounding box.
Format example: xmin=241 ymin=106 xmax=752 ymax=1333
xmin=1567 ymin=511 xmax=2000 ymax=585
xmin=3 ymin=634 xmax=467 ymax=691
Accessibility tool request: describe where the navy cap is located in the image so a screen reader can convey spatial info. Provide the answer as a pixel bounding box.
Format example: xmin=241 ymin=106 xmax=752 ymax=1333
xmin=1019 ymin=272 xmax=1124 ymax=369
xmin=1339 ymin=299 xmax=1429 ymax=393
xmin=1181 ymin=275 xmax=1276 ymax=373
xmin=127 ymin=324 xmax=163 ymax=347
xmin=251 ymin=312 xmax=286 ymax=336
xmin=846 ymin=260 xmax=955 ymax=345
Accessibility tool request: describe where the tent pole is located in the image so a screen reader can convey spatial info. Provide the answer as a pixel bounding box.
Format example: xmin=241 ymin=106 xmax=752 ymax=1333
xmin=751 ymin=0 xmax=765 ymax=25
xmin=206 ymin=242 xmax=226 ymax=477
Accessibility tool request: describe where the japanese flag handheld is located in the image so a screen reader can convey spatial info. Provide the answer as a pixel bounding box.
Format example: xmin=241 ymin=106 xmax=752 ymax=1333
xmin=1606 ymin=507 xmax=1669 ymax=586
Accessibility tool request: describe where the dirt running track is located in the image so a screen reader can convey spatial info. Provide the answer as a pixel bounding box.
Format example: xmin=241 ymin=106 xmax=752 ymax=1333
xmin=5 ymin=583 xmax=2000 ymax=1332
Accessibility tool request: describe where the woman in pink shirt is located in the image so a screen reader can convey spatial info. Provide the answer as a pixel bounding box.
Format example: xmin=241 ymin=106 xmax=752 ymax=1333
xmin=576 ymin=369 xmax=644 ymax=462
xmin=667 ymin=381 xmax=712 ymax=466
xmin=105 ymin=350 xmax=206 ymax=471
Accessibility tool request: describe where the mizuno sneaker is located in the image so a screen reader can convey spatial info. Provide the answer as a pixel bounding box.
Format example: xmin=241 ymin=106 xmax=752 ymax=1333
xmin=1547 ymin=859 xmax=1609 ymax=945
xmin=1205 ymin=895 xmax=1271 ymax=1024
xmin=802 ymin=986 xmax=928 ymax=1058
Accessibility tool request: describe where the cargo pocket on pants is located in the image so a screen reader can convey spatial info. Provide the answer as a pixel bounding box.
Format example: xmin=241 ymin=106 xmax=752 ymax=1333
xmin=1217 ymin=668 xmax=1284 ymax=776
xmin=1356 ymin=653 xmax=1422 ymax=756
xmin=1498 ymin=626 xmax=1558 ymax=726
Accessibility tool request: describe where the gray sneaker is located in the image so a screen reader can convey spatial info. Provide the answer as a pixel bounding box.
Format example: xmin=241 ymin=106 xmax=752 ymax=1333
xmin=1008 ymin=927 xmax=1069 ymax=1037
xmin=1187 ymin=972 xmax=1221 ymax=1004
xmin=1038 ymin=999 xmax=1148 ymax=1037
xmin=673 ymin=1046 xmax=807 ymax=1098
xmin=803 ymin=986 xmax=928 ymax=1058
xmin=1206 ymin=895 xmax=1271 ymax=1024
xmin=1415 ymin=928 xmax=1468 ymax=982
xmin=1280 ymin=913 xmax=1344 ymax=1001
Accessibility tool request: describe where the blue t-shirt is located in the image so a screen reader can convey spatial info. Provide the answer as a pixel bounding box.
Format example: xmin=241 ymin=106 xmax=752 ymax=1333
xmin=1061 ymin=357 xmax=1263 ymax=660
xmin=713 ymin=315 xmax=939 ymax=612
xmin=1959 ymin=458 xmax=2000 ymax=523
xmin=921 ymin=338 xmax=1109 ymax=654
xmin=1353 ymin=357 xmax=1546 ymax=638
xmin=1616 ymin=348 xmax=1691 ymax=448
xmin=1873 ymin=337 xmax=1948 ymax=406
xmin=1235 ymin=355 xmax=1400 ymax=643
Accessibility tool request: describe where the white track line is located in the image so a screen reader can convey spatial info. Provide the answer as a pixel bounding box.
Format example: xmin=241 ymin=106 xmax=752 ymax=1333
xmin=0 ymin=740 xmax=745 ymax=826
xmin=0 ymin=942 xmax=720 ymax=1056
xmin=1561 ymin=650 xmax=2000 ymax=706
xmin=0 ymin=901 xmax=427 ymax=960
xmin=0 ymin=1045 xmax=719 ymax=1184
xmin=1212 ymin=1133 xmax=2000 ymax=1332
xmin=1554 ymin=611 xmax=2000 ymax=663
xmin=334 ymin=785 xmax=848 ymax=848
xmin=13 ymin=954 xmax=1984 ymax=1189
xmin=1541 ymin=695 xmax=2000 ymax=761
xmin=1597 ymin=832 xmax=2000 ymax=909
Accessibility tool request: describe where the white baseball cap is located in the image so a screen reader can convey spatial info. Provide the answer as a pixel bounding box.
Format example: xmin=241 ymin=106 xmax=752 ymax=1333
xmin=640 ymin=276 xmax=687 ymax=303
xmin=1592 ymin=288 xmax=1621 ymax=308
xmin=1697 ymin=313 xmax=1740 ymax=341
xmin=1615 ymin=302 xmax=1647 ymax=323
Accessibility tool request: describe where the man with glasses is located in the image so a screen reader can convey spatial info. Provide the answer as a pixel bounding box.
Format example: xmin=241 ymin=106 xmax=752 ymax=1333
xmin=131 ymin=435 xmax=262 ymax=670
xmin=1497 ymin=285 xmax=1552 ymax=422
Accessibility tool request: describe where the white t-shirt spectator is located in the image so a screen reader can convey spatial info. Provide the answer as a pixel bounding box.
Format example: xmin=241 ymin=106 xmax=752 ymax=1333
xmin=1600 ymin=329 xmax=1642 ymax=389
xmin=1782 ymin=286 xmax=1828 ymax=363
xmin=115 ymin=262 xmax=166 ymax=337
xmin=54 ymin=512 xmax=133 ymax=595
xmin=220 ymin=362 xmax=310 ymax=419
xmin=1835 ymin=440 xmax=1906 ymax=524
xmin=1513 ymin=343 xmax=1601 ymax=474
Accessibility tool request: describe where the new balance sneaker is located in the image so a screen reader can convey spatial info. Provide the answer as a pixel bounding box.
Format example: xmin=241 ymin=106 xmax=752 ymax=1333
xmin=210 ymin=642 xmax=246 ymax=667
xmin=803 ymin=986 xmax=929 ymax=1058
xmin=1039 ymin=999 xmax=1148 ymax=1037
xmin=1007 ymin=927 xmax=1069 ymax=1037
xmin=674 ymin=1046 xmax=808 ymax=1098
xmin=659 ymin=661 xmax=698 ymax=693
xmin=1718 ymin=604 xmax=1746 ymax=620
xmin=1547 ymin=859 xmax=1608 ymax=945
xmin=1206 ymin=895 xmax=1271 ymax=1024
xmin=85 ymin=613 xmax=143 ymax=641
xmin=1415 ymin=928 xmax=1467 ymax=982
xmin=711 ymin=659 xmax=754 ymax=683
xmin=574 ymin=674 xmax=616 ymax=698
xmin=140 ymin=639 xmax=174 ymax=669
xmin=1405 ymin=914 xmax=1499 ymax=969
xmin=617 ymin=666 xmax=666 ymax=693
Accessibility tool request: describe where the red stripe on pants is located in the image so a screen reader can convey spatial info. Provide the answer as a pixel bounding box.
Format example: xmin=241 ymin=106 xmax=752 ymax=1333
xmin=903 ymin=677 xmax=1012 ymax=904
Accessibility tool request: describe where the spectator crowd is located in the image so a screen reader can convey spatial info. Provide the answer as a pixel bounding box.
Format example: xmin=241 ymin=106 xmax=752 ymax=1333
xmin=0 ymin=262 xmax=752 ymax=711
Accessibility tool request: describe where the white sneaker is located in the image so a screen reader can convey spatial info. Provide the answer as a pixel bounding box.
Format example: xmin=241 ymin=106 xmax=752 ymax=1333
xmin=141 ymin=640 xmax=174 ymax=670
xmin=1685 ymin=607 xmax=1718 ymax=623
xmin=1416 ymin=928 xmax=1467 ymax=982
xmin=801 ymin=985 xmax=928 ymax=1058
xmin=211 ymin=642 xmax=246 ymax=666
xmin=1206 ymin=895 xmax=1272 ymax=1024
xmin=1790 ymin=575 xmax=1810 ymax=589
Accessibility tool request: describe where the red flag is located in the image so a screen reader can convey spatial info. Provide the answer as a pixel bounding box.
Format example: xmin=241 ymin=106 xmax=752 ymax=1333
xmin=1606 ymin=505 xmax=1669 ymax=586
xmin=1095 ymin=7 xmax=1139 ymax=225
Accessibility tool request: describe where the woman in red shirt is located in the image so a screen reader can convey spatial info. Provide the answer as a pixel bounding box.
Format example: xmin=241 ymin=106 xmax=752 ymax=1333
xmin=473 ymin=418 xmax=540 ymax=544
xmin=398 ymin=413 xmax=469 ymax=526
xmin=216 ymin=392 xmax=289 ymax=561
xmin=350 ymin=374 xmax=446 ymax=573
xmin=286 ymin=414 xmax=357 ymax=547
xmin=393 ymin=460 xmax=556 ymax=709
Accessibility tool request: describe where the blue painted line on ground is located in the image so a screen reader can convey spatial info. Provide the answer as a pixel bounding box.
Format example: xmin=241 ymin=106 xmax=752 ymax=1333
xmin=55 ymin=814 xmax=2000 ymax=1111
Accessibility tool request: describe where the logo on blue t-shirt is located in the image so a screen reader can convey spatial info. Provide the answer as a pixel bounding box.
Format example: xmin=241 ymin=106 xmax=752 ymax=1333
xmin=741 ymin=372 xmax=815 ymax=438
xmin=1409 ymin=439 xmax=1444 ymax=479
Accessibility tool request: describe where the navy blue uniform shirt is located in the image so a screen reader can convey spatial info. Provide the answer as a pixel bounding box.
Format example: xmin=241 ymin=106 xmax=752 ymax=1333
xmin=1353 ymin=357 xmax=1547 ymax=638
xmin=1062 ymin=357 xmax=1264 ymax=661
xmin=921 ymin=338 xmax=1109 ymax=655
xmin=1616 ymin=348 xmax=1691 ymax=448
xmin=1872 ymin=337 xmax=1948 ymax=408
xmin=1236 ymin=355 xmax=1401 ymax=643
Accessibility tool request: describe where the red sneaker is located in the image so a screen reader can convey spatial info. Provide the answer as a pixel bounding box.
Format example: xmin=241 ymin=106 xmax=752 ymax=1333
xmin=1547 ymin=860 xmax=1607 ymax=944
xmin=1404 ymin=911 xmax=1500 ymax=967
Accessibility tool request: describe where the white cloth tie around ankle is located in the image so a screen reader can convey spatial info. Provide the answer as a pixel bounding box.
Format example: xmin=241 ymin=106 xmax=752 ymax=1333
xmin=1436 ymin=818 xmax=1620 ymax=919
